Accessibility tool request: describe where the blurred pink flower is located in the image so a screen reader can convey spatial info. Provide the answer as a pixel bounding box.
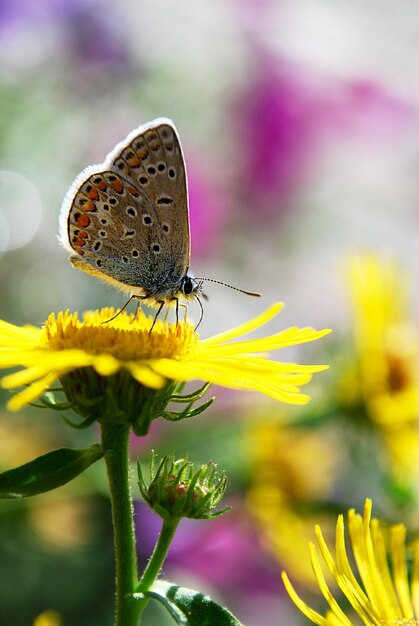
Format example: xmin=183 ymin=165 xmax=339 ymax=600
xmin=326 ymin=79 xmax=414 ymax=138
xmin=186 ymin=152 xmax=227 ymax=259
xmin=135 ymin=500 xmax=279 ymax=595
xmin=56 ymin=0 xmax=131 ymax=74
xmin=0 ymin=0 xmax=131 ymax=78
xmin=232 ymin=52 xmax=414 ymax=222
xmin=233 ymin=58 xmax=322 ymax=220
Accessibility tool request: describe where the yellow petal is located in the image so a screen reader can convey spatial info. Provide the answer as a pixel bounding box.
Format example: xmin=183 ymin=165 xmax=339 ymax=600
xmin=281 ymin=572 xmax=328 ymax=626
xmin=0 ymin=319 xmax=42 ymax=343
xmin=92 ymin=354 xmax=121 ymax=376
xmin=124 ymin=362 xmax=166 ymax=388
xmin=309 ymin=543 xmax=352 ymax=626
xmin=200 ymin=327 xmax=331 ymax=355
xmin=391 ymin=524 xmax=413 ymax=618
xmin=200 ymin=302 xmax=285 ymax=346
xmin=7 ymin=372 xmax=59 ymax=412
xmin=2 ymin=366 xmax=52 ymax=388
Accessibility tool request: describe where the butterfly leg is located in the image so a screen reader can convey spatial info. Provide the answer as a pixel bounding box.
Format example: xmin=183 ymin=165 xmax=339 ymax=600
xmin=130 ymin=296 xmax=147 ymax=324
xmin=178 ymin=303 xmax=188 ymax=324
xmin=102 ymin=295 xmax=137 ymax=324
xmin=149 ymin=301 xmax=165 ymax=334
xmin=174 ymin=298 xmax=180 ymax=327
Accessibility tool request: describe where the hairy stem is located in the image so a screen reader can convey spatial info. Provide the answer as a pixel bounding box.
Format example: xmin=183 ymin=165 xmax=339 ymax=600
xmin=100 ymin=423 xmax=140 ymax=626
xmin=135 ymin=517 xmax=180 ymax=618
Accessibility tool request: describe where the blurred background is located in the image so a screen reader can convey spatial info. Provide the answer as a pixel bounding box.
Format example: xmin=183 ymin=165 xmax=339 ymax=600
xmin=1 ymin=1 xmax=419 ymax=624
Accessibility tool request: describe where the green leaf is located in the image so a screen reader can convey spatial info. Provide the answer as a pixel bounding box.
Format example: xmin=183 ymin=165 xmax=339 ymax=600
xmin=0 ymin=444 xmax=103 ymax=498
xmin=138 ymin=580 xmax=245 ymax=626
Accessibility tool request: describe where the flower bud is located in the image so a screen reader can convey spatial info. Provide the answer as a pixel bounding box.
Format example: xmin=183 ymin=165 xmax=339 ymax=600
xmin=138 ymin=452 xmax=228 ymax=521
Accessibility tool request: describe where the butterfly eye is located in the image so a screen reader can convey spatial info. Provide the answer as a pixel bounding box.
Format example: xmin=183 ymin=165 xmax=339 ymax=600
xmin=184 ymin=279 xmax=193 ymax=295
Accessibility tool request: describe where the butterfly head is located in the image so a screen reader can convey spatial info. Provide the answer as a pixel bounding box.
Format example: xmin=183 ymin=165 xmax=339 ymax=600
xmin=181 ymin=274 xmax=203 ymax=302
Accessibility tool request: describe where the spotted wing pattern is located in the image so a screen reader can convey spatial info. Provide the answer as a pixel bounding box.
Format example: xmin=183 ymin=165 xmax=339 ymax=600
xmin=63 ymin=119 xmax=190 ymax=299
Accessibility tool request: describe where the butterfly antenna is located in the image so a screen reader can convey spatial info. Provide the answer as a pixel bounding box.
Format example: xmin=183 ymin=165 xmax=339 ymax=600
xmin=195 ymin=277 xmax=261 ymax=298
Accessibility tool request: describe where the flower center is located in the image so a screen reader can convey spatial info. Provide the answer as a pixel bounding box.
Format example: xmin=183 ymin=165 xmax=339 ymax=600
xmin=42 ymin=308 xmax=197 ymax=361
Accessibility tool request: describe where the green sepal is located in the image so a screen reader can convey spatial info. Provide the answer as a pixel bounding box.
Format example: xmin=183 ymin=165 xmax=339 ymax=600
xmin=0 ymin=444 xmax=103 ymax=498
xmin=62 ymin=413 xmax=98 ymax=430
xmin=132 ymin=581 xmax=245 ymax=625
xmin=170 ymin=382 xmax=212 ymax=403
xmin=162 ymin=397 xmax=215 ymax=421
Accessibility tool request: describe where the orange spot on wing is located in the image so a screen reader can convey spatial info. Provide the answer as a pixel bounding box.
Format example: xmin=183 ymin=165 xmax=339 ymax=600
xmin=111 ymin=180 xmax=124 ymax=194
xmin=77 ymin=214 xmax=90 ymax=227
xmin=84 ymin=200 xmax=96 ymax=212
xmin=74 ymin=236 xmax=87 ymax=247
xmin=74 ymin=246 xmax=85 ymax=255
xmin=137 ymin=147 xmax=149 ymax=160
xmin=78 ymin=231 xmax=88 ymax=239
xmin=97 ymin=181 xmax=108 ymax=191
xmin=127 ymin=156 xmax=141 ymax=167
xmin=87 ymin=188 xmax=99 ymax=200
xmin=127 ymin=186 xmax=139 ymax=197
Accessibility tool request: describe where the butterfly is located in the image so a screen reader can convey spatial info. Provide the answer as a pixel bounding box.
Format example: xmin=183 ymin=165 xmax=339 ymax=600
xmin=59 ymin=118 xmax=259 ymax=330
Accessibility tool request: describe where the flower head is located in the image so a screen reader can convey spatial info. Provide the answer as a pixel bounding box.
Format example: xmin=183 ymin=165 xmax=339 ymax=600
xmin=342 ymin=253 xmax=419 ymax=478
xmin=345 ymin=253 xmax=419 ymax=421
xmin=0 ymin=303 xmax=329 ymax=423
xmin=282 ymin=499 xmax=419 ymax=626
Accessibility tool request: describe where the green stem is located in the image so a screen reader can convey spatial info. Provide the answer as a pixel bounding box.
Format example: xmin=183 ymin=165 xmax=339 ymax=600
xmin=135 ymin=517 xmax=180 ymax=618
xmin=100 ymin=423 xmax=139 ymax=626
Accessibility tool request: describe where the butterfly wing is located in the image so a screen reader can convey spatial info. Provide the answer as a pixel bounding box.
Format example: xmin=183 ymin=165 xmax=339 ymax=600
xmin=60 ymin=118 xmax=191 ymax=299
xmin=110 ymin=119 xmax=190 ymax=280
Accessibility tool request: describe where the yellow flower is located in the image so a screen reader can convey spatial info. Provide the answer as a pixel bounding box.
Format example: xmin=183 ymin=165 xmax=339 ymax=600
xmin=282 ymin=499 xmax=419 ymax=626
xmin=343 ymin=254 xmax=419 ymax=479
xmin=0 ymin=302 xmax=330 ymax=413
xmin=346 ymin=253 xmax=419 ymax=426
xmin=246 ymin=421 xmax=340 ymax=587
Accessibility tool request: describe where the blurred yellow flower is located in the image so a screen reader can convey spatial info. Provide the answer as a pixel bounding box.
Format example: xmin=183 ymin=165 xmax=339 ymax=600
xmin=282 ymin=499 xmax=419 ymax=626
xmin=246 ymin=422 xmax=340 ymax=587
xmin=0 ymin=303 xmax=330 ymax=412
xmin=345 ymin=254 xmax=419 ymax=475
xmin=347 ymin=254 xmax=419 ymax=416
xmin=33 ymin=610 xmax=61 ymax=626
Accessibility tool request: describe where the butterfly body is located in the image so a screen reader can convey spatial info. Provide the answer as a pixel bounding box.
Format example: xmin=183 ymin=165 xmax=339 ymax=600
xmin=59 ymin=118 xmax=202 ymax=310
